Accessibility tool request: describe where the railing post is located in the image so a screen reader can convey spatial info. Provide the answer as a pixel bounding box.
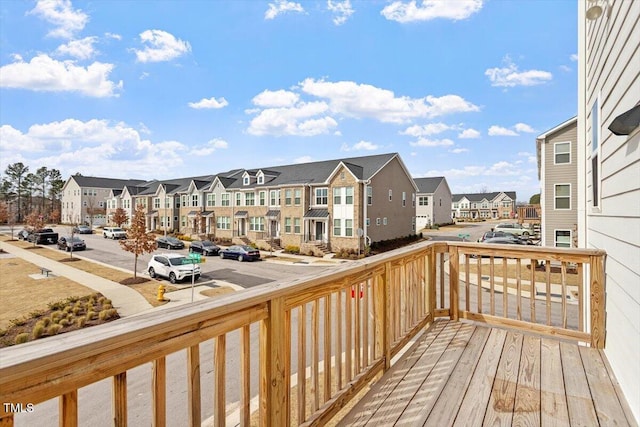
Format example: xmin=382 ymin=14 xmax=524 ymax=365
xmin=428 ymin=247 xmax=436 ymax=316
xmin=113 ymin=372 xmax=127 ymax=427
xmin=449 ymin=246 xmax=459 ymax=321
xmin=381 ymin=262 xmax=392 ymax=371
xmin=260 ymin=296 xmax=289 ymax=427
xmin=59 ymin=390 xmax=78 ymax=427
xmin=590 ymin=254 xmax=606 ymax=348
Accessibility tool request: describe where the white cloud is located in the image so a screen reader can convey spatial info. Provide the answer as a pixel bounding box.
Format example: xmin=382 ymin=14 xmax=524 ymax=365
xmin=381 ymin=0 xmax=483 ymax=23
xmin=425 ymin=160 xmax=520 ymax=178
xmin=0 ymin=119 xmax=192 ymax=178
xmin=133 ymin=30 xmax=191 ymax=63
xmin=409 ymin=138 xmax=454 ymax=147
xmin=247 ymin=101 xmax=337 ymax=136
xmin=28 ymin=0 xmax=88 ymax=39
xmin=0 ymin=54 xmax=122 ymax=97
xmin=55 ymin=37 xmax=98 ymax=59
xmin=265 ymin=0 xmax=305 ymax=20
xmin=328 ymin=0 xmax=354 ymax=25
xmin=559 ymin=65 xmax=571 ymax=72
xmin=488 ymin=125 xmax=518 ymax=136
xmin=449 ymin=148 xmax=469 ymax=154
xmin=300 ymin=78 xmax=479 ymax=123
xmin=485 ymin=161 xmax=520 ymax=176
xmin=513 ymin=122 xmax=535 ymax=133
xmin=188 ymin=96 xmax=229 ymax=109
xmin=189 ymin=138 xmax=229 ymax=156
xmin=485 ymin=56 xmax=552 ymax=87
xmin=294 ymin=155 xmax=313 ymax=163
xmin=458 ymin=128 xmax=480 ymax=139
xmin=341 ymin=140 xmax=379 ymax=151
xmin=252 ymin=89 xmax=299 ymax=107
xmin=570 ymin=53 xmax=578 ymax=62
xmin=105 ymin=32 xmax=122 ymax=41
xmin=401 ymin=123 xmax=451 ymax=137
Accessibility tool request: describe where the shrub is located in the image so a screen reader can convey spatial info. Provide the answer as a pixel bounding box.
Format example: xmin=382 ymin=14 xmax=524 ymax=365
xmin=48 ymin=300 xmax=65 ymax=311
xmin=41 ymin=317 xmax=51 ymax=327
xmin=47 ymin=324 xmax=62 ymax=335
xmin=76 ymin=317 xmax=86 ymax=328
xmin=72 ymin=306 xmax=82 ymax=316
xmin=103 ymin=303 xmax=113 ymax=310
xmin=86 ymin=311 xmax=96 ymax=321
xmin=98 ymin=296 xmax=106 ymax=304
xmin=103 ymin=299 xmax=112 ymax=306
xmin=32 ymin=324 xmax=45 ymax=339
xmin=63 ymin=306 xmax=73 ymax=314
xmin=10 ymin=317 xmax=27 ymax=327
xmin=59 ymin=318 xmax=70 ymax=327
xmin=51 ymin=310 xmax=63 ymax=321
xmin=98 ymin=310 xmax=109 ymax=320
xmin=284 ymin=245 xmax=300 ymax=254
xmin=29 ymin=309 xmax=45 ymax=318
xmin=15 ymin=333 xmax=29 ymax=344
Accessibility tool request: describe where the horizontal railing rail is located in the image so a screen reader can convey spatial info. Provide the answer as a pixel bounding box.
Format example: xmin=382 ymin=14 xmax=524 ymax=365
xmin=0 ymin=241 xmax=606 ymax=426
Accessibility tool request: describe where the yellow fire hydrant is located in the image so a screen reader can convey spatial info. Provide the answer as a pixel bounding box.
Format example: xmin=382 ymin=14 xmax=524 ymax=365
xmin=157 ymin=284 xmax=166 ymax=301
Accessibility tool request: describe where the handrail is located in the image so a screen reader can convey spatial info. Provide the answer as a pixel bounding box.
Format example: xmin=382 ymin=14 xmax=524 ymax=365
xmin=0 ymin=241 xmax=606 ymax=426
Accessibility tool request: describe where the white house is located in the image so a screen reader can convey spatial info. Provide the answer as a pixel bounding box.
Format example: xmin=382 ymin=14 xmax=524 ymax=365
xmin=578 ymin=0 xmax=639 ymax=420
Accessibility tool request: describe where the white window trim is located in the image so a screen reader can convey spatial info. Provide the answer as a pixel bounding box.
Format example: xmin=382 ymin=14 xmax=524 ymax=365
xmin=590 ymin=95 xmax=601 ymax=209
xmin=554 ymin=183 xmax=571 ymax=210
xmin=554 ymin=229 xmax=572 ymax=248
xmin=553 ymin=141 xmax=571 ymax=165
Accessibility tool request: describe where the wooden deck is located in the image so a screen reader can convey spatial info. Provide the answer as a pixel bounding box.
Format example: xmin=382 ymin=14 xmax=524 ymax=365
xmin=340 ymin=320 xmax=636 ymax=427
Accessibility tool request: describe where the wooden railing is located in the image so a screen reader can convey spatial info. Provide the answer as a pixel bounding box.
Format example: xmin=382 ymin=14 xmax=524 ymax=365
xmin=0 ymin=241 xmax=605 ymax=426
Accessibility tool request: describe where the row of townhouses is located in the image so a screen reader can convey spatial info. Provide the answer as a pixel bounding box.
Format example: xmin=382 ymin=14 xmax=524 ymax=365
xmin=63 ymin=153 xmax=425 ymax=254
xmin=450 ymin=192 xmax=517 ymax=220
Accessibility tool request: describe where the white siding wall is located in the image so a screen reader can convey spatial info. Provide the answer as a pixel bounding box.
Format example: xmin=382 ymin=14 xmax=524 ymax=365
xmin=581 ymin=0 xmax=640 ymax=420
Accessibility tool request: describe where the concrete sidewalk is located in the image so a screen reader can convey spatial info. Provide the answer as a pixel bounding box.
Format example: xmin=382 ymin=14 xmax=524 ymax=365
xmin=0 ymin=241 xmax=153 ymax=316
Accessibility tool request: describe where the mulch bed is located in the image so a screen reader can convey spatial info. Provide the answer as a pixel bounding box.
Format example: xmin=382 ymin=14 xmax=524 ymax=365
xmin=120 ymin=277 xmax=150 ymax=285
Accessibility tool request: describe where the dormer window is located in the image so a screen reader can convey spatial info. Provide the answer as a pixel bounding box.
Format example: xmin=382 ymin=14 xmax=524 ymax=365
xmin=243 ymin=176 xmax=250 ymax=186
xmin=257 ymin=172 xmax=264 ymax=185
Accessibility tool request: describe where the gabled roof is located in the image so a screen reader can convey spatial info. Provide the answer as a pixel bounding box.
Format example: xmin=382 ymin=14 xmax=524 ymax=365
xmin=414 ymin=177 xmax=446 ymax=194
xmin=452 ymin=191 xmax=517 ymax=203
xmin=66 ymin=176 xmax=146 ymax=190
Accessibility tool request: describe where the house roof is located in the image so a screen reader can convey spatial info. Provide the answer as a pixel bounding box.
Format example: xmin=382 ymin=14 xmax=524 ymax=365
xmin=68 ymin=176 xmax=146 ymax=190
xmin=304 ymin=209 xmax=329 ymax=218
xmin=414 ymin=177 xmax=445 ymax=194
xmin=452 ymin=191 xmax=517 ymax=203
xmin=536 ymin=116 xmax=577 ymax=180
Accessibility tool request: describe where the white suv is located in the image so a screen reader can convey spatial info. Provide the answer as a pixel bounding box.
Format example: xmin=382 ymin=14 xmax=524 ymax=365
xmin=103 ymin=227 xmax=127 ymax=239
xmin=148 ymin=253 xmax=200 ymax=284
xmin=492 ymin=223 xmax=531 ymax=237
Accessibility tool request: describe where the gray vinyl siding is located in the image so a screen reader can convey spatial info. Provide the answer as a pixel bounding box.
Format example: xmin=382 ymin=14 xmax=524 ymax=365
xmin=432 ymin=182 xmax=452 ymax=225
xmin=542 ymin=124 xmax=578 ymax=247
xmin=583 ymin=0 xmax=640 ymax=419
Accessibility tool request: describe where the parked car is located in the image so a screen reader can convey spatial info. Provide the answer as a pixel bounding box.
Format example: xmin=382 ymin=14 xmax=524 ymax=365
xmin=156 ymin=236 xmax=185 ymax=250
xmin=483 ymin=237 xmax=530 ymax=245
xmin=16 ymin=229 xmax=31 ymax=240
xmin=27 ymin=228 xmax=59 ymax=244
xmin=189 ymin=240 xmax=220 ymax=256
xmin=219 ymin=245 xmax=261 ymax=262
xmin=492 ymin=223 xmax=532 ymax=237
xmin=477 ymin=231 xmax=510 ymax=242
xmin=57 ymin=236 xmax=86 ymax=252
xmin=103 ymin=227 xmax=127 ymax=239
xmin=147 ymin=253 xmax=200 ymax=284
xmin=73 ymin=225 xmax=93 ymax=234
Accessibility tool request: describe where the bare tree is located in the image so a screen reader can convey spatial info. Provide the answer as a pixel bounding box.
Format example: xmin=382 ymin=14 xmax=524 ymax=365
xmin=25 ymin=211 xmax=45 ymax=247
xmin=120 ymin=204 xmax=156 ymax=279
xmin=112 ymin=208 xmax=128 ymax=227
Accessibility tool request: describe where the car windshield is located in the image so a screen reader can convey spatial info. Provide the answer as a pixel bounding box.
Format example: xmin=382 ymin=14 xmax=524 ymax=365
xmin=67 ymin=237 xmax=83 ymax=243
xmin=112 ymin=228 xmax=123 ymax=232
xmin=201 ymin=241 xmax=214 ymax=247
xmin=168 ymin=257 xmax=186 ymax=266
xmin=166 ymin=237 xmax=180 ymax=243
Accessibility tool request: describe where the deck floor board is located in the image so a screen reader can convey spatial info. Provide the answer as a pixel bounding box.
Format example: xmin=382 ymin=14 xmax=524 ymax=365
xmin=339 ymin=319 xmax=636 ymax=427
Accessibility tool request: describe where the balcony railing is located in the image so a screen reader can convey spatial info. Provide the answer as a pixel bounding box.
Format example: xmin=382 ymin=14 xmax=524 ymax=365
xmin=0 ymin=241 xmax=606 ymax=426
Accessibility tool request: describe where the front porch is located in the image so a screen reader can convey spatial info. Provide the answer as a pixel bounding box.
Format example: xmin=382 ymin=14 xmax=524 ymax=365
xmin=1 ymin=241 xmax=636 ymax=426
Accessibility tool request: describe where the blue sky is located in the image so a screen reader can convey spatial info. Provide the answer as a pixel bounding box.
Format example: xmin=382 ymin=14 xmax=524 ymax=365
xmin=0 ymin=0 xmax=578 ymax=201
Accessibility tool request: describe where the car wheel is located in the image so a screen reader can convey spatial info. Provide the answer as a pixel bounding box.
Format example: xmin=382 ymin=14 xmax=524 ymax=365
xmin=194 ymin=274 xmax=200 ymax=281
xmin=238 ymin=255 xmax=244 ymax=262
xmin=219 ymin=252 xmax=225 ymax=259
xmin=169 ymin=273 xmax=177 ymax=284
xmin=103 ymin=234 xmax=107 ymax=238
xmin=66 ymin=246 xmax=70 ymax=252
xmin=149 ymin=267 xmax=156 ymax=278
xmin=522 ymin=231 xmax=530 ymax=237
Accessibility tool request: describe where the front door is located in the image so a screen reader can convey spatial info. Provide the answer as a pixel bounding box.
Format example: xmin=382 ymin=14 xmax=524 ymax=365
xmin=270 ymin=220 xmax=278 ymax=237
xmin=315 ymin=221 xmax=324 ymax=241
xmin=238 ymin=218 xmax=246 ymax=236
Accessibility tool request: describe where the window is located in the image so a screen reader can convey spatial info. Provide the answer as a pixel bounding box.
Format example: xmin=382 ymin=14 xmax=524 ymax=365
xmin=165 ymin=197 xmax=171 ymax=208
xmin=154 ymin=198 xmax=160 ymax=209
xmin=367 ymin=187 xmax=372 ymax=205
xmin=259 ymin=191 xmax=266 ymax=206
xmin=334 ymin=219 xmax=341 ymax=236
xmin=388 ymin=189 xmax=392 ymax=201
xmin=402 ymin=192 xmax=406 ymax=207
xmin=249 ymin=217 xmax=264 ymax=231
xmin=221 ymin=193 xmax=230 ymax=206
xmin=191 ymin=194 xmax=198 ymax=207
xmin=419 ymin=196 xmax=429 ymax=206
xmin=181 ymin=216 xmax=186 ymax=227
xmin=270 ymin=190 xmax=279 ymax=206
xmin=412 ymin=193 xmax=415 ymax=207
xmin=333 ymin=188 xmax=342 ymax=205
xmin=257 ymin=175 xmax=264 ymax=184
xmin=284 ymin=217 xmax=291 ymax=233
xmin=554 ymin=184 xmax=571 ymax=209
xmin=245 ymin=192 xmax=255 ymax=206
xmin=345 ymin=187 xmax=353 ymax=204
xmin=235 ymin=193 xmax=242 ymax=206
xmin=207 ymin=194 xmax=215 ymax=207
xmin=285 ymin=189 xmax=292 ymax=205
xmin=294 ymin=189 xmax=301 ymax=205
xmin=217 ymin=216 xmax=230 ymax=230
xmin=376 ymin=218 xmax=381 ymax=226
xmin=366 ymin=218 xmax=370 ymax=226
xmin=555 ymin=230 xmax=571 ymax=248
xmin=294 ymin=218 xmax=301 ymax=234
xmin=383 ymin=217 xmax=388 ymax=225
xmin=554 ymin=142 xmax=571 ymax=164
xmin=453 ymin=202 xmax=458 ymax=208
xmin=243 ymin=176 xmax=250 ymax=185
xmin=591 ymin=99 xmax=600 ymax=207
xmin=315 ymin=188 xmax=328 ymax=205
xmin=345 ymin=219 xmax=353 ymax=237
